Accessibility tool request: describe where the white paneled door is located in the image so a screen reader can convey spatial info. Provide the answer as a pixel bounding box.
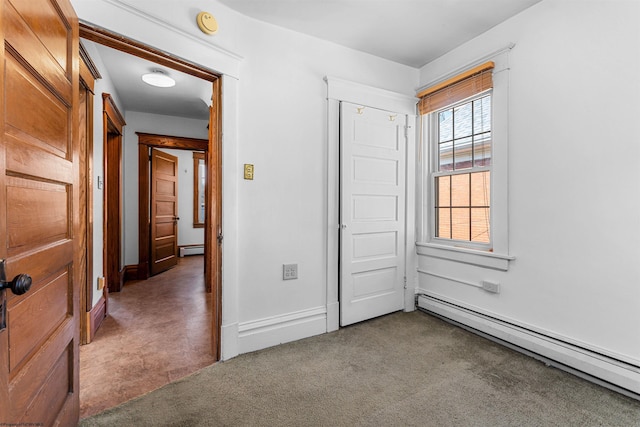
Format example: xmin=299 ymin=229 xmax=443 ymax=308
xmin=340 ymin=102 xmax=406 ymax=326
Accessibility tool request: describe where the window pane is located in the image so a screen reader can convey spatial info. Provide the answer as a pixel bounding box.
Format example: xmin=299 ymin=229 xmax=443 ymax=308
xmin=451 ymin=173 xmax=470 ymax=207
xmin=473 ymin=132 xmax=491 ymax=167
xmin=454 ymin=136 xmax=472 ymax=170
xmin=436 ymin=207 xmax=451 ymax=239
xmin=473 ymin=96 xmax=491 ymax=133
xmin=454 ymin=102 xmax=472 ymax=138
xmin=431 ymin=94 xmax=492 ymax=246
xmin=439 ymin=141 xmax=453 ymax=171
xmin=451 ymin=208 xmax=470 ymax=241
xmin=471 ymin=171 xmax=490 ymax=207
xmin=436 ymin=176 xmax=451 ymax=207
xmin=471 ymin=208 xmax=490 ymax=243
xmin=439 ymin=109 xmax=453 ymax=143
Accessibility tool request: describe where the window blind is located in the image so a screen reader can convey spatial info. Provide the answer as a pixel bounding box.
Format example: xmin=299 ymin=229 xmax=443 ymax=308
xmin=418 ymin=61 xmax=494 ymax=115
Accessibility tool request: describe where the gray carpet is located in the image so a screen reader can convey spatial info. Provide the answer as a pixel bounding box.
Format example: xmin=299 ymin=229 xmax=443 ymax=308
xmin=80 ymin=311 xmax=640 ymax=426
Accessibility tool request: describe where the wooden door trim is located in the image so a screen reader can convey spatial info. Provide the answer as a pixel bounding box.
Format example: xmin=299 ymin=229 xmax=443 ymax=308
xmin=79 ymin=43 xmax=101 ymax=344
xmin=81 ymin=22 xmax=223 ymax=361
xmin=209 ymin=78 xmax=223 ymax=360
xmin=137 ymin=134 xmax=208 ymax=280
xmin=79 ymin=23 xmax=218 ymax=83
xmin=103 ymin=93 xmax=126 ymax=293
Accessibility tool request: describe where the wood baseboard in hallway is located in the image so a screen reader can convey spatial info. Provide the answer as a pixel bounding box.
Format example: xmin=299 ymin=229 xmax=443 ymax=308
xmin=79 ymin=255 xmax=215 ymax=419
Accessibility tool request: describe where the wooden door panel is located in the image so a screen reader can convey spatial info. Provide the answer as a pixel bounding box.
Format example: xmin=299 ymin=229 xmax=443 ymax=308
xmin=155 ymin=240 xmax=175 ymax=260
xmin=156 ymin=200 xmax=175 ymax=216
xmin=155 ymin=154 xmax=176 ymax=175
xmin=1 ymin=0 xmax=79 ymax=424
xmin=9 ymin=270 xmax=70 ymax=371
xmin=150 ymin=148 xmax=178 ymax=275
xmin=6 ymin=178 xmax=69 ymax=250
xmin=10 ymin=0 xmax=70 ymax=70
xmin=5 ymin=56 xmax=70 ymax=157
xmin=4 ymin=0 xmax=73 ymax=103
xmin=156 ymin=179 xmax=175 ymax=196
xmin=6 ymin=241 xmax=73 ymax=288
xmin=156 ymin=222 xmax=174 ymax=236
xmin=5 ymin=134 xmax=73 ymax=184
xmin=21 ymin=346 xmax=72 ymax=426
xmin=10 ymin=328 xmax=74 ymax=423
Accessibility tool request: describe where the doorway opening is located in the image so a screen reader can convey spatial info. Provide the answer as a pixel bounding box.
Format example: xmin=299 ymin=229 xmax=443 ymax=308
xmin=77 ymin=24 xmax=223 ymax=416
xmin=136 ymin=133 xmax=209 ymax=280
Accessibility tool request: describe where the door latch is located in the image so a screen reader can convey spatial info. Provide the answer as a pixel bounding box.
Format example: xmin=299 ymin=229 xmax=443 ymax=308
xmin=0 ymin=259 xmax=33 ymax=331
xmin=0 ymin=260 xmax=32 ymax=295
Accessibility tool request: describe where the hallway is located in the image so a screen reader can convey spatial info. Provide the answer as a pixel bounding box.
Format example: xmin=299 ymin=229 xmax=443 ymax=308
xmin=79 ymin=255 xmax=215 ymax=419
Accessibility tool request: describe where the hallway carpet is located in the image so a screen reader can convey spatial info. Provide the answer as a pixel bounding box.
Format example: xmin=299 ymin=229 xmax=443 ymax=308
xmin=80 ymin=310 xmax=639 ymax=426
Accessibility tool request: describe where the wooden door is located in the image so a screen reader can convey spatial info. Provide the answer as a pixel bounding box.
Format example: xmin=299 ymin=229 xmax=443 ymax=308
xmin=0 ymin=0 xmax=80 ymax=425
xmin=340 ymin=102 xmax=406 ymax=326
xmin=150 ymin=148 xmax=179 ymax=276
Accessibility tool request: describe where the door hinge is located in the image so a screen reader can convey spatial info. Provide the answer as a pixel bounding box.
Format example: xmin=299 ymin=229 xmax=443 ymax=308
xmin=403 ymin=276 xmax=407 ymax=289
xmin=404 ymin=125 xmax=411 ymax=138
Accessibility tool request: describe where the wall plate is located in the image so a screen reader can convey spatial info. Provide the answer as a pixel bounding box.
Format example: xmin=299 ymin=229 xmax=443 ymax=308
xmin=244 ymin=164 xmax=254 ymax=180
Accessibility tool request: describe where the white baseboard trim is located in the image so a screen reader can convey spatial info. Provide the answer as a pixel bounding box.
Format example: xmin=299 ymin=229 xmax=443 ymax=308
xmin=417 ymin=293 xmax=640 ymax=398
xmin=221 ymin=321 xmax=239 ymax=361
xmin=326 ymin=301 xmax=339 ymax=332
xmin=238 ymin=306 xmax=327 ymax=354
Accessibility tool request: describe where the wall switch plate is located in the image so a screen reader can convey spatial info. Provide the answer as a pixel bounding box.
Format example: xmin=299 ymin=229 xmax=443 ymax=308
xmin=97 ymin=277 xmax=105 ymax=291
xmin=283 ymin=263 xmax=298 ymax=280
xmin=482 ymin=280 xmax=500 ymax=294
xmin=244 ymin=164 xmax=254 ymax=180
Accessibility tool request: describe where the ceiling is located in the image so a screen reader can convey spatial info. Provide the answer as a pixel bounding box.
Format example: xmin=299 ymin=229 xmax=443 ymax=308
xmin=218 ymin=0 xmax=542 ymax=68
xmin=83 ymin=40 xmax=213 ymax=121
xmin=83 ymin=0 xmax=541 ymax=121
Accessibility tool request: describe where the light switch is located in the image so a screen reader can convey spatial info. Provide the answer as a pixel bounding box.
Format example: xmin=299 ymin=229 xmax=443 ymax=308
xmin=244 ymin=164 xmax=254 ymax=180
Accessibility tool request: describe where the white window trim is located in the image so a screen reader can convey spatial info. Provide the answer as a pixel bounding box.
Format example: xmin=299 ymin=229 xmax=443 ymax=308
xmin=417 ymin=51 xmax=513 ymax=269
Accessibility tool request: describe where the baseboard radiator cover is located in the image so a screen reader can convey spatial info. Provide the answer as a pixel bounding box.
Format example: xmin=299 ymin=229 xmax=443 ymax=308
xmin=179 ymin=245 xmax=204 ymax=257
xmin=417 ymin=294 xmax=640 ymax=400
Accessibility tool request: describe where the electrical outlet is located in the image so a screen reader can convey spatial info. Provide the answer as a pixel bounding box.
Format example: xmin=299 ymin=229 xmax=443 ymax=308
xmin=283 ymin=264 xmax=298 ymax=280
xmin=482 ymin=280 xmax=500 ymax=294
xmin=244 ymin=164 xmax=254 ymax=180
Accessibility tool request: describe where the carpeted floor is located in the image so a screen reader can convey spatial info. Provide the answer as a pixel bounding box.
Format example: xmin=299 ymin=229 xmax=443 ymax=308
xmin=80 ymin=311 xmax=640 ymax=426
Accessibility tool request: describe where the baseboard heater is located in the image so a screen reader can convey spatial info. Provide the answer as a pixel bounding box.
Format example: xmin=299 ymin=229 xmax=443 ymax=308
xmin=179 ymin=245 xmax=204 ymax=257
xmin=417 ymin=294 xmax=640 ymax=400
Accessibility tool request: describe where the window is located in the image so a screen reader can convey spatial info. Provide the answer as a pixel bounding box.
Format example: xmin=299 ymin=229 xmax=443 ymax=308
xmin=193 ymin=152 xmax=206 ymax=228
xmin=416 ymin=58 xmax=513 ymax=269
xmin=433 ymin=94 xmax=491 ymax=246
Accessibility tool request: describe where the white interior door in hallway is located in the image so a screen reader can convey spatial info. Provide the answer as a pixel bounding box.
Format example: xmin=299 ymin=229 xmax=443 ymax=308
xmin=340 ymin=102 xmax=407 ymax=326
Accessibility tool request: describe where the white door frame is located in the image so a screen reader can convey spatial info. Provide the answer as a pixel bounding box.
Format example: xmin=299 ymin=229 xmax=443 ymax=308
xmin=325 ymin=76 xmax=418 ymax=332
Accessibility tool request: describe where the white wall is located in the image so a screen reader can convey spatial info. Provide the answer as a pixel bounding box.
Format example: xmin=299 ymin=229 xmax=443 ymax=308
xmin=417 ymin=0 xmax=640 ymax=370
xmin=71 ymin=0 xmax=419 ymax=356
xmin=122 ymin=111 xmax=208 ymax=265
xmin=155 ymin=148 xmax=206 ymax=247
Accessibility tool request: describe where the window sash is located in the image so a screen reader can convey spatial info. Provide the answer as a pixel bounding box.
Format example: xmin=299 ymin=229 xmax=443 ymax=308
xmin=427 ymin=95 xmax=493 ymax=250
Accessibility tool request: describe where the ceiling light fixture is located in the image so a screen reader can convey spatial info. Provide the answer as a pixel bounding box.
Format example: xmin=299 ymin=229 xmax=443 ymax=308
xmin=141 ymin=69 xmax=175 ymax=88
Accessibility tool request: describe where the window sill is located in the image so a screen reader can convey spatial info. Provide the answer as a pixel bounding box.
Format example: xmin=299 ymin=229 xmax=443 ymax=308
xmin=416 ymin=242 xmax=514 ymax=271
